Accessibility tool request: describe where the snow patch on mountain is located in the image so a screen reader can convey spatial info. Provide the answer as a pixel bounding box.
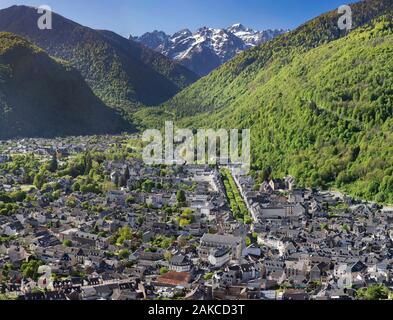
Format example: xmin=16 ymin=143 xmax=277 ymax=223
xmin=131 ymin=24 xmax=288 ymax=76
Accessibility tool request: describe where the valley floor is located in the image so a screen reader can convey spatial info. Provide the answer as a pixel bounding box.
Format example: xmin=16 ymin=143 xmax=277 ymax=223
xmin=0 ymin=135 xmax=392 ymax=301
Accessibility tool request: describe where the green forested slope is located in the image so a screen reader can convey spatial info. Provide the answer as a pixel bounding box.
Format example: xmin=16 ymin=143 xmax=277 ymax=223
xmin=0 ymin=32 xmax=131 ymax=139
xmin=204 ymin=17 xmax=393 ymax=203
xmin=136 ymin=0 xmax=393 ymax=203
xmin=154 ymin=0 xmax=393 ymax=119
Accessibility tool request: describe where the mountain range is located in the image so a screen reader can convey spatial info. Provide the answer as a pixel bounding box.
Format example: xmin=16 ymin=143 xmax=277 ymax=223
xmin=135 ymin=0 xmax=393 ymax=203
xmin=132 ymin=25 xmax=287 ymax=76
xmin=1 ymin=0 xmax=393 ymax=203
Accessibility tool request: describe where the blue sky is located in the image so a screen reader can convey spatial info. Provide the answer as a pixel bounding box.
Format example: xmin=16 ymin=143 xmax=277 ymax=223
xmin=0 ymin=0 xmax=354 ymax=36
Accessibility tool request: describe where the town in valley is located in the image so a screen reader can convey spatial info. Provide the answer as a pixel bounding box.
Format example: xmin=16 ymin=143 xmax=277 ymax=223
xmin=0 ymin=135 xmax=392 ymax=301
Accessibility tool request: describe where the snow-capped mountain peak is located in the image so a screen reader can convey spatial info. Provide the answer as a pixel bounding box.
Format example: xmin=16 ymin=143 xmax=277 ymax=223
xmin=228 ymin=23 xmax=248 ymax=32
xmin=132 ymin=24 xmax=287 ymax=76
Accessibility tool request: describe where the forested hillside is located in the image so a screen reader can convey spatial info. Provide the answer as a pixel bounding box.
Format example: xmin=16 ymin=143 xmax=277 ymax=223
xmin=135 ymin=0 xmax=393 ymax=203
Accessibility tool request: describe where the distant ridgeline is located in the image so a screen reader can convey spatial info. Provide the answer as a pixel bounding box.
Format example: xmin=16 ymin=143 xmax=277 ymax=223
xmin=0 ymin=5 xmax=199 ymax=116
xmin=134 ymin=0 xmax=393 ymax=203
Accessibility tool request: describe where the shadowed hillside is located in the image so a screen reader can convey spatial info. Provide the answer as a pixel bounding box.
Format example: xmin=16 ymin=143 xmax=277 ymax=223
xmin=0 ymin=32 xmax=132 ymax=139
xmin=0 ymin=5 xmax=199 ymax=114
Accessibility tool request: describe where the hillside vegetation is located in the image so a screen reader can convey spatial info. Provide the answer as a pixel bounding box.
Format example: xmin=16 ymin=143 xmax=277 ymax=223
xmin=135 ymin=0 xmax=393 ymax=203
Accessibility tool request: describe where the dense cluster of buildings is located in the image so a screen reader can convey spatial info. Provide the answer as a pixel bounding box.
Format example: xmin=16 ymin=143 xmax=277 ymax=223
xmin=0 ymin=136 xmax=392 ymax=300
